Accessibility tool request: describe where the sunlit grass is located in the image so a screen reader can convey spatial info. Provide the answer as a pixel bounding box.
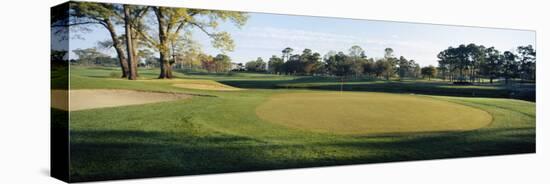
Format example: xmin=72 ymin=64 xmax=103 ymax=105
xmin=66 ymin=66 xmax=535 ymax=182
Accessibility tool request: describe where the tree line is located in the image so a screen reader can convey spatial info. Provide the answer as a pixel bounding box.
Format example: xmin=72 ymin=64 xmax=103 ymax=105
xmin=240 ymin=43 xmax=535 ymax=84
xmin=243 ymin=45 xmax=431 ymax=80
xmin=437 ymin=43 xmax=535 ymax=84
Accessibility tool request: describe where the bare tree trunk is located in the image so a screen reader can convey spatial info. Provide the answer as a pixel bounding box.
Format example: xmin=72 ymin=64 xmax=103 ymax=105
xmin=124 ymin=5 xmax=137 ymax=80
xmin=105 ymin=20 xmax=129 ymax=78
xmin=155 ymin=7 xmax=173 ymax=79
xmin=158 ymin=52 xmax=173 ymax=79
xmin=131 ymin=29 xmax=140 ymax=77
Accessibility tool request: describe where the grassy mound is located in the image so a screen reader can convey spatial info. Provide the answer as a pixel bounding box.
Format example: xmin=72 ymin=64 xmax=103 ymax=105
xmin=172 ymin=81 xmax=242 ymax=91
xmin=256 ymin=92 xmax=492 ymax=135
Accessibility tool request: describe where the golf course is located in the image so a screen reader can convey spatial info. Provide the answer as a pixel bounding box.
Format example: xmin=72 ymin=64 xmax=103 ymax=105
xmin=50 ymin=2 xmax=536 ymax=182
xmin=53 ymin=67 xmax=535 ymax=181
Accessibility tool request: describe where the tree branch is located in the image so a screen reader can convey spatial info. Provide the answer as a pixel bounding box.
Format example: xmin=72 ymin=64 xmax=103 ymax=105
xmin=51 ymin=21 xmax=101 ymax=27
xmin=190 ymin=22 xmax=215 ymax=38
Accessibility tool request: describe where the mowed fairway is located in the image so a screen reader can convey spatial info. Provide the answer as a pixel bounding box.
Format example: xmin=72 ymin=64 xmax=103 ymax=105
xmin=57 ymin=67 xmax=535 ymax=182
xmin=256 ymin=92 xmax=492 ymax=134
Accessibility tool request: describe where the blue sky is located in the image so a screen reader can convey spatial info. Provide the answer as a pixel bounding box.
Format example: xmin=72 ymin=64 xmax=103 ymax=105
xmin=67 ymin=11 xmax=535 ymax=67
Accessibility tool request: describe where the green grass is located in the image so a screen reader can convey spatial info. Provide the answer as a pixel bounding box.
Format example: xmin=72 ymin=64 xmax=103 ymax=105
xmin=217 ymin=75 xmax=535 ymax=102
xmin=65 ymin=67 xmax=535 ymax=182
xmin=256 ymin=92 xmax=492 ymax=135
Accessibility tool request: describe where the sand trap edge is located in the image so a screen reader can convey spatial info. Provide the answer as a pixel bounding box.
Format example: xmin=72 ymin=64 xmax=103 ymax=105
xmin=51 ymin=89 xmax=192 ymax=111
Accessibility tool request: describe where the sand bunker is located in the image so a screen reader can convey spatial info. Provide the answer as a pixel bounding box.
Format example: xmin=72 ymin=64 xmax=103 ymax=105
xmin=51 ymin=89 xmax=190 ymax=111
xmin=172 ymin=83 xmax=242 ymax=91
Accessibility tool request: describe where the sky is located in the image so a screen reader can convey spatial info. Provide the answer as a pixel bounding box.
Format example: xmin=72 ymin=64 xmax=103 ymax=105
xmin=66 ymin=10 xmax=536 ymax=67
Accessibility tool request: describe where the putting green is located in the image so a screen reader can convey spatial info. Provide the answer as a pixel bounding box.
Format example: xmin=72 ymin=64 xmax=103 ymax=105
xmin=256 ymin=92 xmax=492 ymax=135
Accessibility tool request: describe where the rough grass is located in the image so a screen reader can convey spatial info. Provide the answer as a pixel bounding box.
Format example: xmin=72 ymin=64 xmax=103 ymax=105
xmin=63 ymin=67 xmax=535 ymax=182
xmin=256 ymin=92 xmax=492 ymax=135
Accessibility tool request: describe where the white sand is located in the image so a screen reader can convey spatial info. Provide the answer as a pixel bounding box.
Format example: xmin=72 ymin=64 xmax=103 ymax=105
xmin=51 ymin=89 xmax=190 ymax=111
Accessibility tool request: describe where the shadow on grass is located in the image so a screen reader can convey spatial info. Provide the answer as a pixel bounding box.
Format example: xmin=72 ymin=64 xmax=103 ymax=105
xmin=220 ymin=79 xmax=535 ymax=101
xmin=69 ymin=127 xmax=535 ymax=182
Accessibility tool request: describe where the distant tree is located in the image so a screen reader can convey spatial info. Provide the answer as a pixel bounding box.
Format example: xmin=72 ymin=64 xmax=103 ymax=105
xmin=453 ymin=45 xmax=471 ymax=82
xmin=466 ymin=43 xmax=486 ymax=83
xmin=421 ymin=65 xmax=437 ymax=80
xmin=502 ymin=51 xmax=519 ymax=84
xmin=410 ymin=60 xmax=421 ymax=78
xmin=349 ymin=45 xmax=366 ymax=59
xmin=517 ymin=45 xmax=536 ymax=81
xmin=213 ymin=54 xmax=232 ymax=72
xmin=175 ymin=44 xmax=203 ymax=70
xmin=347 ymin=58 xmax=364 ymax=77
xmin=398 ymin=56 xmax=410 ymax=80
xmin=51 ymin=50 xmax=68 ymax=63
xmin=268 ymin=55 xmax=285 ymax=74
xmin=324 ymin=50 xmax=338 ymax=60
xmin=72 ymin=48 xmax=110 ymax=65
xmin=362 ymin=59 xmax=376 ymax=77
xmin=437 ymin=49 xmax=452 ymax=81
xmin=300 ymin=49 xmax=323 ymax=75
xmin=325 ymin=51 xmax=351 ymax=77
xmin=200 ymin=54 xmax=215 ymax=72
xmin=438 ymin=45 xmax=469 ymax=82
xmin=480 ymin=47 xmax=502 ymax=83
xmin=282 ymin=47 xmax=294 ymax=62
xmin=437 ymin=44 xmax=488 ymax=83
xmin=384 ymin=48 xmax=394 ymax=59
xmin=245 ymin=57 xmax=267 ymax=72
xmin=284 ymin=54 xmax=302 ymax=74
xmin=375 ymin=59 xmax=394 ymax=80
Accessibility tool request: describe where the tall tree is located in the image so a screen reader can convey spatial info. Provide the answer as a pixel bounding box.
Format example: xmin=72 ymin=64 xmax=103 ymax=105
xmin=362 ymin=59 xmax=375 ymax=77
xmin=437 ymin=45 xmax=472 ymax=82
xmin=421 ymin=66 xmax=437 ymax=80
xmin=245 ymin=57 xmax=267 ymax=72
xmin=410 ymin=60 xmax=421 ymax=78
xmin=398 ymin=56 xmax=410 ymax=80
xmin=466 ymin=43 xmax=485 ymax=83
xmin=282 ymin=47 xmax=294 ymax=62
xmin=502 ymin=51 xmax=518 ymax=84
xmin=123 ymin=5 xmax=137 ymax=80
xmin=480 ymin=47 xmax=502 ymax=83
xmin=437 ymin=48 xmax=453 ymax=81
xmin=213 ymin=54 xmax=232 ymax=72
xmin=66 ymin=2 xmax=129 ymax=77
xmin=325 ymin=52 xmax=349 ymax=77
xmin=384 ymin=48 xmax=394 ymax=59
xmin=268 ymin=55 xmax=284 ymax=74
xmin=349 ymin=45 xmax=366 ymax=59
xmin=136 ymin=7 xmax=248 ymax=79
xmin=517 ymin=45 xmax=536 ymax=81
xmin=375 ymin=59 xmax=394 ymax=80
xmin=301 ymin=50 xmax=322 ymax=75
